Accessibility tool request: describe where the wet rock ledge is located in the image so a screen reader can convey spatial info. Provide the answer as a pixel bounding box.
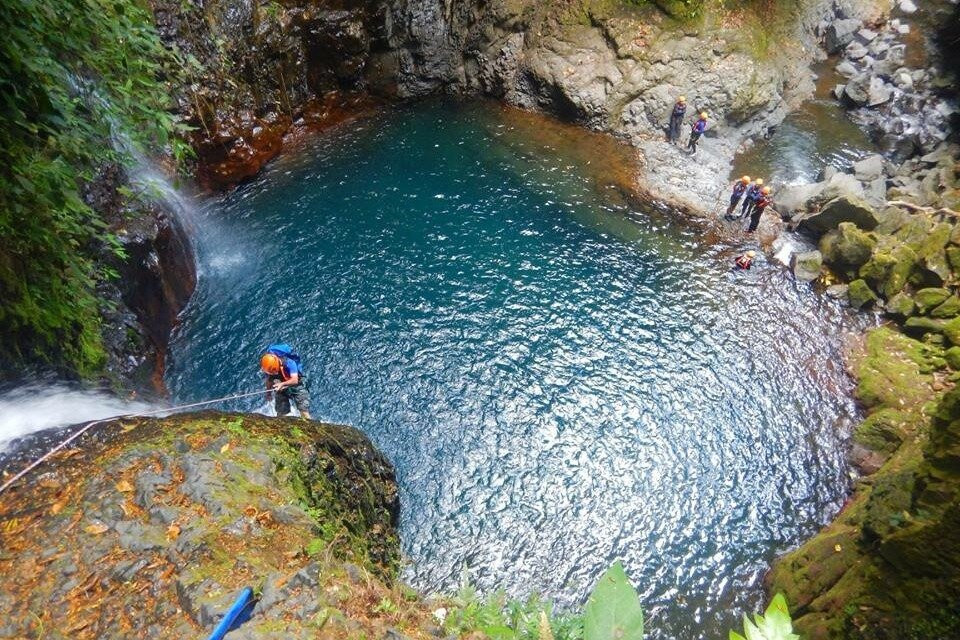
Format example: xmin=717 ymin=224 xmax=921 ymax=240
xmin=0 ymin=413 xmax=446 ymax=639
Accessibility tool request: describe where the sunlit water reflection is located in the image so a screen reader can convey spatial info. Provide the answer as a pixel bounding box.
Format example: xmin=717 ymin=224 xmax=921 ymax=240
xmin=166 ymin=100 xmax=871 ymax=639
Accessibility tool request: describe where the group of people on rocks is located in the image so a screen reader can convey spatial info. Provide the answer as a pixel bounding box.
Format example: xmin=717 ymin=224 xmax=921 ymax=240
xmin=667 ymin=96 xmax=709 ymax=154
xmin=666 ymin=96 xmax=775 ymax=271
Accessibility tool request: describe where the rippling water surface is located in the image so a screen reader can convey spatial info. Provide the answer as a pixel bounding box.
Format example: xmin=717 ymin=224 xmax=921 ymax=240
xmin=167 ymin=100 xmax=869 ymax=639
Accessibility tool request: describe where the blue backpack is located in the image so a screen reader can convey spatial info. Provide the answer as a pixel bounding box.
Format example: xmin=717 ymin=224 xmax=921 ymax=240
xmin=264 ymin=343 xmax=302 ymax=370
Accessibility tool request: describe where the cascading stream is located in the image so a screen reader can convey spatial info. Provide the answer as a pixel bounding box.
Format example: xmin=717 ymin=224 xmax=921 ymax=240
xmin=160 ymin=99 xmax=871 ymax=640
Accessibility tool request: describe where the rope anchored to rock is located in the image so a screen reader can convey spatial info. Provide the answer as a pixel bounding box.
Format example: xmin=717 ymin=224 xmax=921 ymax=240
xmin=0 ymin=388 xmax=273 ymax=496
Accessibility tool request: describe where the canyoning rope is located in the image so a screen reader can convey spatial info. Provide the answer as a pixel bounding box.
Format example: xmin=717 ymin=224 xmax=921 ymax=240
xmin=0 ymin=388 xmax=272 ymax=496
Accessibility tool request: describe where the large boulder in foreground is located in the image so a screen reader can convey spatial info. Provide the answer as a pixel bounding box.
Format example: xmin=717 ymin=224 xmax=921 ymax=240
xmin=820 ymin=222 xmax=877 ymax=277
xmin=0 ymin=413 xmax=410 ymax=639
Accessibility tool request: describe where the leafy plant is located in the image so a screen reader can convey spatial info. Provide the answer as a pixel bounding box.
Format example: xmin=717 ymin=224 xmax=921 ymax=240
xmin=583 ymin=562 xmax=644 ymax=640
xmin=729 ymin=593 xmax=800 ymax=640
xmin=0 ymin=0 xmax=184 ymax=375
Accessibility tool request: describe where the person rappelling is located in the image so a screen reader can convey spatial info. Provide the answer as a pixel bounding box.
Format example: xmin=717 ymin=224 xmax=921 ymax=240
xmin=740 ymin=178 xmax=763 ymax=218
xmin=746 ymin=186 xmax=773 ymax=233
xmin=725 ymin=175 xmax=751 ymax=218
xmin=667 ymin=96 xmax=687 ymax=144
xmin=260 ymin=343 xmax=312 ymax=419
xmin=687 ymin=112 xmax=708 ymax=154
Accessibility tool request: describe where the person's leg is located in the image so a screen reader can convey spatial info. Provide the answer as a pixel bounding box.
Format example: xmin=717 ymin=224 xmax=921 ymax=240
xmin=748 ymin=210 xmax=762 ymax=232
xmin=290 ymin=385 xmax=312 ymax=420
xmin=275 ymin=389 xmax=292 ymax=416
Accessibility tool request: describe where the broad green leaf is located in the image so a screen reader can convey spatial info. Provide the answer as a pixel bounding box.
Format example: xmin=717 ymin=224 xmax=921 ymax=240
xmin=728 ymin=594 xmax=799 ymax=640
xmin=583 ymin=561 xmax=644 ymax=640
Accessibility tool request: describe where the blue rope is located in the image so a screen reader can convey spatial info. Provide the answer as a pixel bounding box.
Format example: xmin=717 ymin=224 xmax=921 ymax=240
xmin=206 ymin=586 xmax=254 ymax=640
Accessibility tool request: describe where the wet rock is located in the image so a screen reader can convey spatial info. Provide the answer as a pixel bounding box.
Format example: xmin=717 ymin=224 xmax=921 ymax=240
xmin=867 ymin=77 xmax=893 ymax=107
xmin=842 ymin=73 xmax=872 ymax=106
xmin=825 ymin=18 xmax=862 ymax=54
xmin=836 ymin=61 xmax=858 ymax=77
xmin=826 ymin=283 xmax=850 ymax=299
xmin=791 ymin=250 xmax=823 ymax=281
xmin=898 ymin=0 xmax=917 ymax=14
xmin=848 ymin=279 xmax=879 ymax=309
xmin=853 ymin=154 xmax=885 ymax=182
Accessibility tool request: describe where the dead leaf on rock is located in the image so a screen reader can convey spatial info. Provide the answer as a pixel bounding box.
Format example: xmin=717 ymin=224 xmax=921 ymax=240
xmin=115 ymin=479 xmax=134 ymax=493
xmin=50 ymin=498 xmax=69 ymax=515
xmin=39 ymin=476 xmax=62 ymax=489
xmin=243 ymin=505 xmax=258 ymax=518
xmin=166 ymin=523 xmax=181 ymax=540
xmin=84 ymin=522 xmax=109 ymax=535
xmin=219 ymin=442 xmax=231 ymax=453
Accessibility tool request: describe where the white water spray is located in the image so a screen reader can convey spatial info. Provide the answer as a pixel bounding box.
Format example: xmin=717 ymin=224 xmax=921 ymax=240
xmin=0 ymin=385 xmax=154 ymax=450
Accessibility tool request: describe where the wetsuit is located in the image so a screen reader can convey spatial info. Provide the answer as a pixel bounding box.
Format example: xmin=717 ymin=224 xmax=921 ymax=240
xmin=687 ymin=118 xmax=707 ymax=153
xmin=668 ymin=102 xmax=687 ymax=143
xmin=740 ymin=184 xmax=760 ymax=217
xmin=727 ymin=182 xmax=748 ymax=216
xmin=747 ymin=195 xmax=772 ymax=233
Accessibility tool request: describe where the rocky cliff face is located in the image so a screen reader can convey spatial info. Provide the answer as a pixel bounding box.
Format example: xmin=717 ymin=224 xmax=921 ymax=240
xmin=0 ymin=413 xmax=410 ymax=639
xmin=83 ymin=164 xmax=197 ymax=390
xmin=158 ymin=0 xmax=891 ymax=206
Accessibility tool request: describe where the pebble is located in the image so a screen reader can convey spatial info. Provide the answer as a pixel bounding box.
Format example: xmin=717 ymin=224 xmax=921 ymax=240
xmin=899 ymin=0 xmax=917 ymax=14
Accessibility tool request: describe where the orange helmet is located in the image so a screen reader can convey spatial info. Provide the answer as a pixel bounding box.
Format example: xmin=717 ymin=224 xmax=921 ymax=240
xmin=260 ymin=352 xmax=282 ymax=375
xmin=740 ymin=175 xmax=750 ymax=183
xmin=678 ymin=96 xmax=686 ymax=103
xmin=755 ymin=178 xmax=764 ymax=186
xmin=762 ymin=186 xmax=772 ymax=194
xmin=700 ymin=112 xmax=708 ymax=119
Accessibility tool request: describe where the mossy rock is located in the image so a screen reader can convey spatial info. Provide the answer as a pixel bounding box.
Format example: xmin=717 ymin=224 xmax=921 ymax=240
xmin=914 ymin=287 xmax=951 ymax=314
xmin=863 ymin=468 xmax=918 ymax=542
xmin=884 ymin=292 xmax=915 ymax=319
xmin=854 ymin=408 xmax=910 ymax=454
xmin=847 ymin=278 xmax=879 ymax=309
xmin=857 ymin=327 xmax=937 ymax=409
xmin=821 ymin=223 xmax=877 ymax=278
xmin=946 ymin=246 xmax=960 ymax=272
xmin=895 ymin=215 xmax=934 ymax=249
xmin=945 ymin=316 xmax=960 ymax=345
xmin=946 ymin=346 xmax=960 ymax=370
xmin=916 ymin=222 xmax=953 ymax=284
xmin=932 ymin=295 xmax=960 ymax=319
xmin=904 ymin=316 xmax=946 ymax=339
xmin=859 ymin=240 xmax=918 ymax=300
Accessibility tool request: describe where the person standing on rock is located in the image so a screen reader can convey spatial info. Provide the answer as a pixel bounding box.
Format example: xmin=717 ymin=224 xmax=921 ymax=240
xmin=740 ymin=178 xmax=763 ymax=218
xmin=260 ymin=344 xmax=312 ymax=419
xmin=726 ymin=175 xmax=751 ymax=218
xmin=667 ymin=96 xmax=687 ymax=144
xmin=746 ymin=187 xmax=773 ymax=233
xmin=687 ymin=112 xmax=708 ymax=154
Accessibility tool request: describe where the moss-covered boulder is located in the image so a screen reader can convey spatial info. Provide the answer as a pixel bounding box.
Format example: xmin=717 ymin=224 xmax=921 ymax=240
xmin=904 ymin=315 xmax=946 ymax=338
xmin=855 ymin=327 xmax=939 ymax=409
xmin=945 ymin=346 xmax=960 ymax=369
xmin=854 ymin=408 xmax=910 ymax=455
xmin=884 ymin=292 xmax=915 ymax=319
xmin=931 ymin=295 xmax=960 ymax=319
xmin=801 ymin=195 xmax=882 ymax=235
xmin=914 ymin=287 xmax=952 ymax=314
xmin=847 ymin=278 xmax=878 ymax=309
xmin=945 ymin=316 xmax=960 ymax=345
xmin=858 ymin=240 xmax=917 ymax=299
xmin=0 ymin=413 xmax=421 ymax=639
xmin=913 ymin=222 xmax=952 ymax=285
xmin=821 ymin=223 xmax=876 ymax=278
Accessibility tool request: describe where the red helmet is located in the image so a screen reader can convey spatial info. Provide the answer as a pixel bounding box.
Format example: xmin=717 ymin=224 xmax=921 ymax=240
xmin=260 ymin=352 xmax=282 ymax=375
